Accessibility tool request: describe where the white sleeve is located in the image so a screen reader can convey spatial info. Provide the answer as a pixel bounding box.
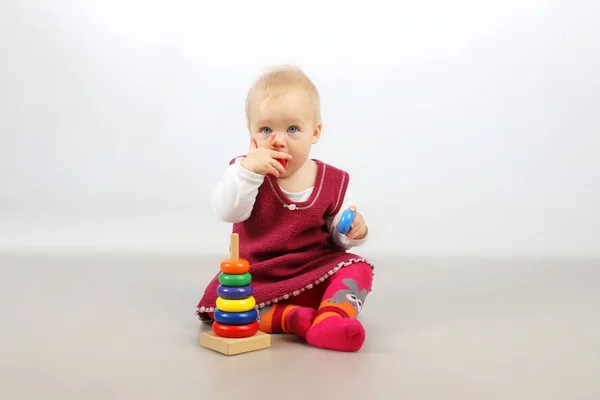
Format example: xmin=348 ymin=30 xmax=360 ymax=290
xmin=326 ymin=178 xmax=368 ymax=249
xmin=211 ymin=157 xmax=265 ymax=223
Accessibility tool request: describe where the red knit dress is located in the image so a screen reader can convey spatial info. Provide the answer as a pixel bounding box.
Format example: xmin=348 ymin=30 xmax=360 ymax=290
xmin=196 ymin=159 xmax=374 ymax=321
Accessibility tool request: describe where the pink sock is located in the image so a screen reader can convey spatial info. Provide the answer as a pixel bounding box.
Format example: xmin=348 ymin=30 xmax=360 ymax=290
xmin=305 ymin=262 xmax=373 ymax=352
xmin=286 ymin=307 xmax=317 ymax=338
xmin=257 ymin=303 xmax=317 ymax=338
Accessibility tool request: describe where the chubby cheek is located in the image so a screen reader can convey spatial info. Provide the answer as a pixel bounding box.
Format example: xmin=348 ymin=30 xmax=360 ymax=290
xmin=288 ymin=148 xmax=310 ymax=165
xmin=285 ymin=145 xmax=298 ymax=157
xmin=253 ymin=135 xmax=269 ymax=147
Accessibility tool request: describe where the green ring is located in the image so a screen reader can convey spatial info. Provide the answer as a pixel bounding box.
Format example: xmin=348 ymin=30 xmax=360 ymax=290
xmin=218 ymin=272 xmax=252 ymax=287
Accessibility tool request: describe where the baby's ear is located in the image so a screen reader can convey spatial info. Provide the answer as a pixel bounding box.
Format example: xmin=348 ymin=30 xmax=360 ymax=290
xmin=312 ymin=123 xmax=322 ymax=144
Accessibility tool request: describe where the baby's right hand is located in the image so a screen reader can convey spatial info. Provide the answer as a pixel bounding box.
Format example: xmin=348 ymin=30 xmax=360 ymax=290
xmin=241 ymin=134 xmax=292 ymax=177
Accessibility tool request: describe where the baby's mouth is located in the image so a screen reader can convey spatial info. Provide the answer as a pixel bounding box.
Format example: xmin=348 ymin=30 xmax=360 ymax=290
xmin=276 ymin=158 xmax=288 ymax=169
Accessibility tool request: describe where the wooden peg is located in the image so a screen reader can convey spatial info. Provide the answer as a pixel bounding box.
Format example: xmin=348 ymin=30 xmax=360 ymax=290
xmin=199 ymin=231 xmax=271 ymax=355
xmin=230 ymin=233 xmax=239 ymax=261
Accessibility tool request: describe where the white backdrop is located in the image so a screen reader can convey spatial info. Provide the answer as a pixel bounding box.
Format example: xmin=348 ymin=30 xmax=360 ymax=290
xmin=1 ymin=0 xmax=599 ymax=257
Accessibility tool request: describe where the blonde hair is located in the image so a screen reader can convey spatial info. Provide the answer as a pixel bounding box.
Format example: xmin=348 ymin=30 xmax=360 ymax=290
xmin=245 ymin=65 xmax=321 ymax=124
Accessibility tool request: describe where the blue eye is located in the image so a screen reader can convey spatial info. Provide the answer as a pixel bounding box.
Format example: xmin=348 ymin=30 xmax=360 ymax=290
xmin=287 ymin=126 xmax=299 ymax=133
xmin=260 ymin=127 xmax=272 ymax=134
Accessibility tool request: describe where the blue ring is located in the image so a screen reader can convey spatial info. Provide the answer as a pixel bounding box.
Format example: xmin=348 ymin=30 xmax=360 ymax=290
xmin=214 ymin=308 xmax=258 ymax=325
xmin=337 ymin=209 xmax=355 ymax=234
xmin=217 ymin=284 xmax=253 ymax=300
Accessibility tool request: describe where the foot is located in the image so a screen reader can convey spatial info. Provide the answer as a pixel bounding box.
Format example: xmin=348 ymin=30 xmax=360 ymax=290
xmin=305 ymin=316 xmax=366 ymax=352
xmin=286 ymin=307 xmax=317 ymax=339
xmin=258 ymin=304 xmax=316 ymax=338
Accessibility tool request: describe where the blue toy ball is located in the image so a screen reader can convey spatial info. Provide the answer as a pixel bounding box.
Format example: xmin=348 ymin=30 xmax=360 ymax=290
xmin=337 ymin=208 xmax=355 ymax=235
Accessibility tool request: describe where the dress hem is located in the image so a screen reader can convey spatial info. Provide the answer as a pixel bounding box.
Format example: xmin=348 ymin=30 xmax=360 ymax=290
xmin=195 ymin=257 xmax=374 ymax=321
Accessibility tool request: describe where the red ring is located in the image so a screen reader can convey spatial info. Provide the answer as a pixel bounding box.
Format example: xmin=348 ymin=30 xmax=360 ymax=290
xmin=212 ymin=321 xmax=259 ymax=338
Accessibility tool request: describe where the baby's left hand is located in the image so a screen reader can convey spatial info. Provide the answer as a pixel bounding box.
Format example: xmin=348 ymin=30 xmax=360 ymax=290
xmin=344 ymin=205 xmax=368 ymax=240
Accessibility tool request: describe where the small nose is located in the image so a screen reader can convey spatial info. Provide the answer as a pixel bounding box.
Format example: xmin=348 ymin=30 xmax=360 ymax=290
xmin=272 ymin=132 xmax=285 ymax=147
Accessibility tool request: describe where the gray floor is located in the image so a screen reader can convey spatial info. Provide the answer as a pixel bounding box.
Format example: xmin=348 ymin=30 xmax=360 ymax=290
xmin=0 ymin=254 xmax=598 ymax=399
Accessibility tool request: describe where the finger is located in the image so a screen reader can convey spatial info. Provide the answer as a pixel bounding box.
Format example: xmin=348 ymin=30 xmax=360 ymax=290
xmin=269 ymin=165 xmax=280 ymax=177
xmin=269 ymin=150 xmax=293 ymax=160
xmin=349 ymin=214 xmax=362 ymax=230
xmin=350 ymin=226 xmax=365 ymax=239
xmin=349 ymin=221 xmax=366 ymax=238
xmin=347 ymin=224 xmax=355 ymax=236
xmin=249 ymin=138 xmax=258 ymax=150
xmin=349 ymin=205 xmax=357 ymax=212
xmin=270 ymin=158 xmax=286 ymax=174
xmin=357 ymin=226 xmax=367 ymax=239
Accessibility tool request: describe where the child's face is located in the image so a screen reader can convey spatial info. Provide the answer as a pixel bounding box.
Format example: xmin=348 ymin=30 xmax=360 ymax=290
xmin=247 ymin=88 xmax=321 ymax=178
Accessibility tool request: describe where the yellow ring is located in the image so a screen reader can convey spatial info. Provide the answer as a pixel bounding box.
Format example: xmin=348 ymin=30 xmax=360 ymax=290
xmin=216 ymin=296 xmax=256 ymax=313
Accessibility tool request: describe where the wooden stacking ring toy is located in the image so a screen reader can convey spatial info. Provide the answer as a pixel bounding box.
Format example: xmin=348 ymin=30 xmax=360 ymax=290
xmin=220 ymin=259 xmax=250 ymax=274
xmin=217 ymin=284 xmax=253 ymax=299
xmin=337 ymin=208 xmax=355 ymax=234
xmin=200 ymin=233 xmax=271 ymax=355
xmin=218 ymin=272 xmax=252 ymax=287
xmin=216 ymin=296 xmax=256 ymax=313
xmin=212 ymin=321 xmax=259 ymax=338
xmin=214 ymin=309 xmax=258 ymax=325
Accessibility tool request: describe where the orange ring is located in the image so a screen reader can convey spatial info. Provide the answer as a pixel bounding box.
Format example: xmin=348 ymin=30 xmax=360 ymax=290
xmin=212 ymin=321 xmax=259 ymax=338
xmin=220 ymin=258 xmax=250 ymax=274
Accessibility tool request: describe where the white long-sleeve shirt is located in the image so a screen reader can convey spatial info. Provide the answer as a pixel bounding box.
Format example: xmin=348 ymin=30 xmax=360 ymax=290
xmin=212 ymin=157 xmax=367 ymax=250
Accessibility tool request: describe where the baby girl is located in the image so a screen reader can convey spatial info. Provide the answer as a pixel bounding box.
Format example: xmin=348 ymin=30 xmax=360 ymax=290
xmin=196 ymin=65 xmax=374 ymax=352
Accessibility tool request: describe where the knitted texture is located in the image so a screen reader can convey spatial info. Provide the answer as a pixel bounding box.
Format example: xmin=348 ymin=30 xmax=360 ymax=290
xmin=196 ymin=159 xmax=374 ymax=321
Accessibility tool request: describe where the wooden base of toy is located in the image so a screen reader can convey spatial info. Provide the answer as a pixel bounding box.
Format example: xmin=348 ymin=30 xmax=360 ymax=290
xmin=200 ymin=330 xmax=271 ymax=356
